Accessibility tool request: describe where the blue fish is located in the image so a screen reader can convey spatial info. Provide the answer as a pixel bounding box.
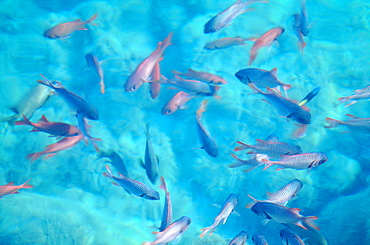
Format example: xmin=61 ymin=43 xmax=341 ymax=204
xmin=141 ymin=124 xmax=159 ymax=185
xmin=229 ymin=231 xmax=248 ymax=245
xmin=97 ymin=150 xmax=129 ymax=178
xmin=76 ymin=112 xmax=101 ymax=152
xmin=85 ymin=53 xmax=105 ymax=94
xmin=103 ymin=165 xmax=159 ymax=200
xmin=38 ymin=75 xmax=99 ymax=120
xmin=298 ymin=86 xmax=320 ymax=106
xmin=293 ymin=0 xmax=310 ymax=53
xmin=252 ymin=234 xmax=268 ymax=245
xmin=280 ymin=229 xmax=304 ymax=245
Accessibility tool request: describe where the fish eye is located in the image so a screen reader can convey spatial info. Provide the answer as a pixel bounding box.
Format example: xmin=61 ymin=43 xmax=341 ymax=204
xmin=211 ymin=28 xmax=216 ymax=32
xmin=130 ymin=85 xmax=137 ymax=91
xmin=166 ymin=109 xmax=172 ymax=114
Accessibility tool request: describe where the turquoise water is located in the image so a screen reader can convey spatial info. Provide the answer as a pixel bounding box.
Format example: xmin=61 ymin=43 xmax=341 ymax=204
xmin=0 ymin=0 xmax=369 ymax=244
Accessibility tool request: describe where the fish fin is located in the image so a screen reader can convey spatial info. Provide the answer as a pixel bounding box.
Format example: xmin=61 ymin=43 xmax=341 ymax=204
xmin=292 ymin=124 xmax=308 ymax=138
xmin=77 ymin=27 xmax=89 ymax=30
xmin=262 ymin=159 xmax=275 ymax=170
xmin=324 ymin=117 xmax=339 ymax=128
xmin=295 ymin=221 xmax=308 ymax=230
xmin=291 ymin=208 xmax=301 ymax=214
xmin=344 ymin=101 xmax=358 ymax=107
xmin=245 ymin=195 xmax=258 ymax=208
xmin=266 ymin=134 xmax=279 ymax=142
xmin=140 ymin=159 xmax=145 ymax=169
xmin=43 ymin=153 xmax=58 ymax=160
xmin=234 ymin=141 xmax=251 ymax=151
xmin=243 ymin=165 xmax=260 ymax=172
xmin=14 ymin=115 xmax=32 ymax=126
xmin=4 ymin=182 xmax=14 ymax=186
xmin=261 ymin=219 xmax=270 ymax=226
xmin=346 ymin=114 xmax=359 ymax=119
xmin=21 ymin=179 xmax=33 ymax=189
xmin=39 ymin=115 xmax=49 ymax=123
xmin=196 ymin=100 xmax=208 ymax=117
xmin=172 ymin=234 xmax=182 ymax=244
xmin=9 ymin=107 xmax=19 ymax=113
xmin=159 ymin=177 xmax=168 ymax=192
xmin=303 ymin=216 xmax=320 ymax=230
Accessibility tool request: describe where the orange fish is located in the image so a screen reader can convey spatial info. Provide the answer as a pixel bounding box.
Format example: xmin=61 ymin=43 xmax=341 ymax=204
xmin=0 ymin=180 xmax=33 ymax=199
xmin=15 ymin=114 xmax=79 ymax=137
xmin=149 ymin=62 xmax=161 ymax=99
xmin=248 ymin=27 xmax=284 ymax=65
xmin=44 ymin=13 xmax=98 ymax=39
xmin=27 ymin=133 xmax=84 ymax=162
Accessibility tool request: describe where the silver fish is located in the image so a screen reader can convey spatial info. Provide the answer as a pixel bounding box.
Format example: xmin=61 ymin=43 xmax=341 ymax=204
xmin=2 ymin=84 xmax=52 ymax=124
xmin=229 ymin=231 xmax=248 ymax=245
xmin=165 ymin=75 xmax=219 ymax=97
xmin=200 ymin=193 xmax=238 ymax=237
xmin=252 ymin=234 xmax=268 ymax=245
xmin=204 ymin=37 xmax=248 ymax=50
xmin=97 ymin=150 xmax=129 ymax=178
xmin=159 ymin=177 xmax=172 ymax=232
xmin=85 ymin=53 xmax=105 ymax=94
xmin=325 ymin=114 xmax=370 ymax=134
xmin=141 ymin=124 xmax=159 ymax=185
xmin=262 ymin=153 xmax=328 ymax=170
xmin=251 ymin=202 xmax=319 ymax=230
xmin=38 ymin=75 xmax=99 ymax=120
xmin=280 ymin=229 xmax=304 ymax=245
xmin=196 ymin=100 xmax=218 ymax=157
xmin=230 ymin=153 xmax=269 ymax=172
xmin=103 ymin=165 xmax=159 ymax=200
xmin=336 ymin=85 xmax=370 ymax=107
xmin=173 ymin=69 xmax=227 ymax=85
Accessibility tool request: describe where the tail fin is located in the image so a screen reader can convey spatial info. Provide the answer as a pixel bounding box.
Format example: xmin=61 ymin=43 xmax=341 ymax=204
xmin=229 ymin=154 xmax=246 ymax=168
xmin=262 ymin=159 xmax=275 ymax=170
xmin=20 ymin=179 xmax=33 ymax=189
xmin=103 ymin=164 xmax=113 ymax=178
xmin=14 ymin=115 xmax=33 ymax=126
xmin=303 ymin=216 xmax=320 ymax=230
xmin=325 ymin=118 xmax=340 ymax=128
xmin=234 ymin=141 xmax=252 ymax=151
xmin=86 ymin=13 xmax=98 ymax=25
xmin=196 ymin=100 xmax=208 ymax=118
xmin=245 ymin=194 xmax=259 ymax=208
xmin=199 ymin=225 xmax=216 ymax=238
xmin=159 ymin=176 xmax=168 ymax=193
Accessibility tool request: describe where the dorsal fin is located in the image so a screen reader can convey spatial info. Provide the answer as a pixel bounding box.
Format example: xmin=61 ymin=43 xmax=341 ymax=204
xmin=346 ymin=114 xmax=360 ymax=119
xmin=39 ymin=115 xmax=49 ymax=123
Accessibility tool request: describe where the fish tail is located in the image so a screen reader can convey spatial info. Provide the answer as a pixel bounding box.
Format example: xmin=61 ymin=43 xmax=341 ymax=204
xmin=26 ymin=153 xmax=41 ymax=162
xmin=21 ymin=179 xmax=33 ymax=189
xmin=262 ymin=159 xmax=275 ymax=170
xmin=229 ymin=154 xmax=246 ymax=168
xmin=14 ymin=115 xmax=33 ymax=126
xmin=159 ymin=177 xmax=168 ymax=193
xmin=99 ymin=79 xmax=105 ymax=94
xmin=38 ymin=75 xmax=54 ymax=88
xmin=292 ymin=124 xmax=308 ymax=138
xmin=234 ymin=141 xmax=252 ymax=151
xmin=325 ymin=118 xmax=340 ymax=128
xmin=299 ymin=40 xmax=306 ymax=54
xmin=303 ymin=216 xmax=320 ymax=230
xmin=103 ymin=164 xmax=113 ymax=178
xmin=196 ymin=100 xmax=208 ymax=117
xmin=245 ymin=194 xmax=258 ymax=208
xmin=199 ymin=226 xmax=215 ymax=238
xmin=338 ymin=96 xmax=349 ymax=102
xmin=86 ymin=13 xmax=98 ymax=25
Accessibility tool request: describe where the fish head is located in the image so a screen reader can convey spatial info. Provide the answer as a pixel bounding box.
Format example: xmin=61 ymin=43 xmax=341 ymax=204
xmin=179 ymin=216 xmax=192 ymax=229
xmin=161 ymin=104 xmax=178 ymax=115
xmin=235 ymin=70 xmax=252 ymax=84
xmin=288 ymin=111 xmax=311 ymax=124
xmin=50 ymin=81 xmax=64 ymax=89
xmin=141 ymin=191 xmax=160 ymax=200
xmin=317 ymin=153 xmax=328 ymax=166
xmin=204 ymin=17 xmax=219 ymax=34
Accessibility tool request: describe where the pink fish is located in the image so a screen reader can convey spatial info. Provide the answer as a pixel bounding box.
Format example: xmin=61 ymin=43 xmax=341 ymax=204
xmin=0 ymin=180 xmax=33 ymax=199
xmin=172 ymin=69 xmax=227 ymax=85
xmin=15 ymin=114 xmax=79 ymax=137
xmin=248 ymin=27 xmax=284 ymax=65
xmin=204 ymin=36 xmax=248 ymax=50
xmin=149 ymin=62 xmax=161 ymax=99
xmin=44 ymin=13 xmax=98 ymax=39
xmin=26 ymin=133 xmax=84 ymax=162
xmin=125 ymin=32 xmax=173 ymax=92
xmin=162 ymin=91 xmax=194 ymax=115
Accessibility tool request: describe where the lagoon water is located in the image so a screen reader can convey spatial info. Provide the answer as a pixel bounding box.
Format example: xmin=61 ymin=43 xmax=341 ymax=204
xmin=0 ymin=0 xmax=370 ymax=244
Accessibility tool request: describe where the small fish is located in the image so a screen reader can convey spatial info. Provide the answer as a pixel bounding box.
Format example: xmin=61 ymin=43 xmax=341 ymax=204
xmin=103 ymin=165 xmax=159 ymax=200
xmin=325 ymin=114 xmax=370 ymax=134
xmin=44 ymin=13 xmax=98 ymax=39
xmin=159 ymin=177 xmax=172 ymax=232
xmin=246 ymin=179 xmax=303 ymax=208
xmin=229 ymin=231 xmax=248 ymax=245
xmin=165 ymin=75 xmax=220 ymax=97
xmin=251 ymin=202 xmax=319 ymax=230
xmin=262 ymin=153 xmax=328 ymax=171
xmin=141 ymin=124 xmax=159 ymax=185
xmin=26 ymin=133 xmax=84 ymax=162
xmin=298 ymin=86 xmax=320 ymax=106
xmin=200 ymin=193 xmax=238 ymax=237
xmin=204 ymin=37 xmax=248 ymax=50
xmin=85 ymin=53 xmax=105 ymax=94
xmin=0 ymin=180 xmax=33 ymax=199
xmin=97 ymin=150 xmax=129 ymax=178
xmin=161 ymin=91 xmax=194 ymax=115
xmin=292 ymin=0 xmax=309 ymax=53
xmin=230 ymin=153 xmax=269 ymax=172
xmin=1 ymin=84 xmax=52 ymax=124
xmin=173 ymin=69 xmax=227 ymax=85
xmin=143 ymin=216 xmax=191 ymax=245
xmin=38 ymin=75 xmax=99 ymax=120
xmin=196 ymin=100 xmax=219 ymax=157
xmin=247 ymin=27 xmax=284 ymax=65
xmin=234 ymin=135 xmax=302 ymax=159
xmin=76 ymin=113 xmax=101 ymax=152
xmin=125 ymin=32 xmax=173 ymax=92
xmin=252 ymin=234 xmax=269 ymax=245
xmin=249 ymin=84 xmax=310 ymax=137
xmin=15 ymin=114 xmax=79 ymax=137
xmin=280 ymin=229 xmax=304 ymax=245
xmin=335 ymin=85 xmax=370 ymax=107
xmin=204 ymin=0 xmax=267 ymax=34
xmin=149 ymin=62 xmax=161 ymax=99
xmin=235 ymin=68 xmax=291 ymax=95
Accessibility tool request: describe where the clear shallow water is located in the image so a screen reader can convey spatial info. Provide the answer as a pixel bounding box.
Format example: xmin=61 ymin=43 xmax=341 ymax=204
xmin=0 ymin=0 xmax=369 ymax=244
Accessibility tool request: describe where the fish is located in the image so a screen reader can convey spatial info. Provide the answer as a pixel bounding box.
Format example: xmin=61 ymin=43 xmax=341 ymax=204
xmin=251 ymin=202 xmax=319 ymax=230
xmin=149 ymin=62 xmax=161 ymax=99
xmin=204 ymin=0 xmax=267 ymax=34
xmin=298 ymin=86 xmax=320 ymax=106
xmin=38 ymin=75 xmax=99 ymax=120
xmin=335 ymin=85 xmax=370 ymax=107
xmin=0 ymin=180 xmax=33 ymax=199
xmin=15 ymin=114 xmax=79 ymax=137
xmin=97 ymin=150 xmax=129 ymax=178
xmin=252 ymin=234 xmax=269 ymax=245
xmin=1 ymin=84 xmax=52 ymax=125
xmin=229 ymin=153 xmax=269 ymax=172
xmin=26 ymin=133 xmax=84 ymax=162
xmin=125 ymin=32 xmax=173 ymax=92
xmin=234 ymin=135 xmax=302 ymax=159
xmin=235 ymin=68 xmax=291 ymax=95
xmin=246 ymin=179 xmax=303 ymax=208
xmin=196 ymin=100 xmax=219 ymax=157
xmin=159 ymin=177 xmax=172 ymax=232
xmin=143 ymin=216 xmax=191 ymax=245
xmin=165 ymin=75 xmax=220 ymax=97
xmin=249 ymin=84 xmax=311 ymax=137
xmin=229 ymin=231 xmax=248 ymax=245
xmin=44 ymin=13 xmax=98 ymax=39
xmin=262 ymin=153 xmax=328 ymax=171
xmin=247 ymin=27 xmax=285 ymax=65
xmin=85 ymin=53 xmax=105 ymax=94
xmin=280 ymin=229 xmax=304 ymax=245
xmin=200 ymin=193 xmax=238 ymax=237
xmin=204 ymin=37 xmax=248 ymax=50
xmin=292 ymin=0 xmax=309 ymax=53
xmin=103 ymin=165 xmax=159 ymax=200
xmin=325 ymin=114 xmax=370 ymax=134
xmin=76 ymin=112 xmax=101 ymax=152
xmin=173 ymin=69 xmax=227 ymax=85
xmin=141 ymin=124 xmax=159 ymax=185
xmin=161 ymin=91 xmax=195 ymax=115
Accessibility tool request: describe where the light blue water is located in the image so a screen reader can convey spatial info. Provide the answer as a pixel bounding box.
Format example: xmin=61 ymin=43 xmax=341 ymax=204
xmin=0 ymin=0 xmax=369 ymax=244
